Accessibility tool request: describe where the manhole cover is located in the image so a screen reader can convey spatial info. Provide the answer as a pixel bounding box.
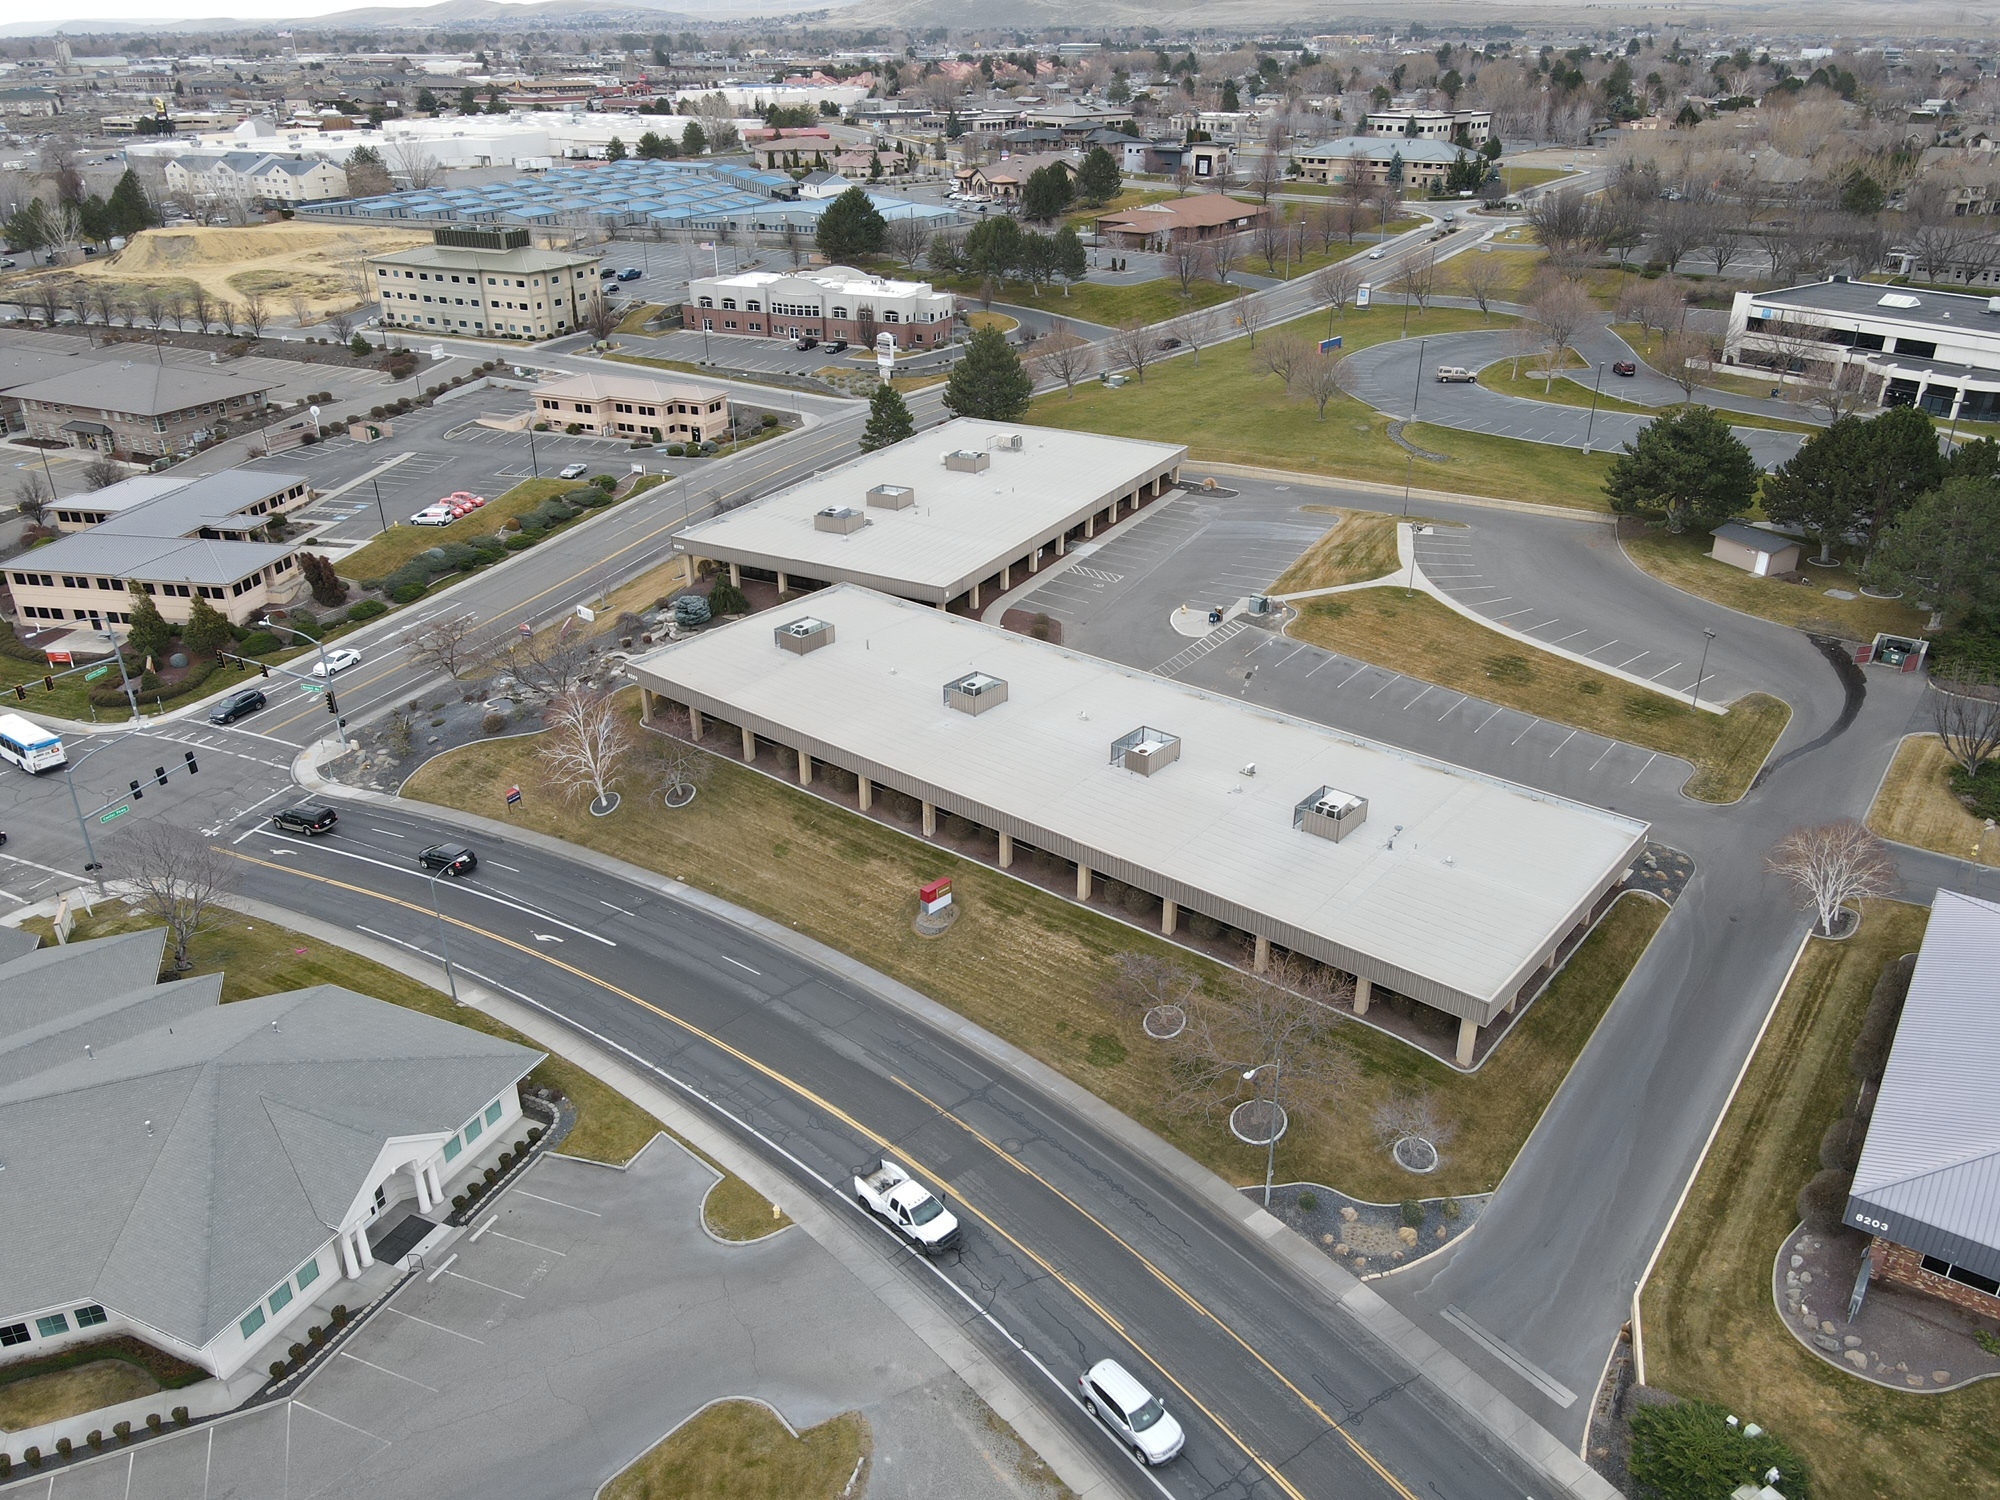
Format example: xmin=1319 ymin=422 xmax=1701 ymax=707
xmin=1230 ymin=1099 xmax=1288 ymax=1146
xmin=1392 ymin=1135 xmax=1440 ymax=1174
xmin=1001 ymin=1138 xmax=1024 ymax=1155
xmin=1143 ymin=1004 xmax=1187 ymax=1040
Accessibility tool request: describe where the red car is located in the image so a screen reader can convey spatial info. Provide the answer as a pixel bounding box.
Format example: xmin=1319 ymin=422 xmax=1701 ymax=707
xmin=1612 ymin=360 xmax=1637 ymax=376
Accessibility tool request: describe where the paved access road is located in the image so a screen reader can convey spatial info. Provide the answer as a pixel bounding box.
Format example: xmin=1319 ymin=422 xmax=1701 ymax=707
xmin=187 ymin=797 xmax=1549 ymax=1500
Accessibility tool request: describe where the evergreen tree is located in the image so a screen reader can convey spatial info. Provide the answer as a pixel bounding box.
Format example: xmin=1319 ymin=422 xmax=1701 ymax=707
xmin=963 ymin=215 xmax=1022 ymax=278
xmin=459 ymin=86 xmax=478 ymax=114
xmin=636 ymin=130 xmax=667 ymax=160
xmin=1867 ymin=477 xmax=2000 ymax=623
xmin=1604 ymin=405 xmax=1757 ymax=532
xmin=1762 ymin=414 xmax=1874 ymax=564
xmin=106 ymin=170 xmax=158 ymax=237
xmin=1020 ymin=163 xmax=1074 ymax=223
xmin=1220 ymin=78 xmax=1240 ymax=111
xmin=681 ymin=121 xmax=707 ymax=154
xmin=416 ymin=87 xmax=439 ymax=113
xmin=605 ymin=136 xmax=627 ymax=162
xmin=815 ymin=186 xmax=887 ymax=261
xmin=1052 ymin=225 xmax=1087 ymax=287
xmin=180 ymin=594 xmax=232 ymax=659
xmin=1853 ymin=404 xmax=1946 ymax=549
xmin=1076 ymin=145 xmax=1121 ymax=206
xmin=858 ymin=382 xmax=915 ymax=451
xmin=124 ymin=585 xmax=174 ymax=663
xmin=943 ymin=326 xmax=1033 ymax=421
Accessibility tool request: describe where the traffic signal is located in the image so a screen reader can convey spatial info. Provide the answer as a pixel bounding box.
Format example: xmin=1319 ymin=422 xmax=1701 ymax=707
xmin=154 ymin=765 xmax=169 ymax=788
xmin=12 ymin=684 xmax=23 ymax=701
xmin=128 ymin=778 xmax=144 ymax=801
xmin=184 ymin=750 xmax=198 ymax=776
xmin=325 ymin=689 xmax=339 ymax=716
xmin=259 ymin=661 xmax=270 ymax=678
xmin=42 ymin=676 xmax=53 ymax=692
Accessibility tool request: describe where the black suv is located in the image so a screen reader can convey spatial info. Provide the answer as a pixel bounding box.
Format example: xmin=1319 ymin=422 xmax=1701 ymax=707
xmin=271 ymin=804 xmax=338 ymax=836
xmin=210 ymin=687 xmax=267 ymax=725
xmin=419 ymin=843 xmax=477 ymax=876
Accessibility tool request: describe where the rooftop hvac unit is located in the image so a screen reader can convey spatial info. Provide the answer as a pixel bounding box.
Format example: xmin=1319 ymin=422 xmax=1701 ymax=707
xmin=943 ymin=670 xmax=1008 ymax=715
xmin=773 ymin=616 xmax=835 ymax=655
xmin=1110 ymin=725 xmax=1181 ymax=776
xmin=992 ymin=432 xmax=1024 ymax=451
xmin=943 ymin=449 xmax=991 ymax=474
xmin=867 ymin=483 xmax=915 ymax=510
xmin=1293 ymin=786 xmax=1368 ymax=843
xmin=813 ymin=504 xmax=868 ymax=535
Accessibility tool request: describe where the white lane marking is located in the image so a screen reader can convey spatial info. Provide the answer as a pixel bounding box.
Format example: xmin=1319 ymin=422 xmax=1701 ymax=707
xmin=489 ymin=861 xmax=522 ymax=872
xmin=513 ymin=1190 xmax=602 ymax=1217
xmin=599 ymin=900 xmax=637 ymax=917
xmin=721 ymin=954 xmax=761 ymax=975
xmin=533 ymin=932 xmax=565 ymax=943
xmin=384 ymin=1308 xmax=483 ymax=1344
xmin=284 ymin=840 xmax=614 ymax=945
xmin=338 ymin=1351 xmax=438 ymax=1392
xmin=370 ymin=828 xmax=406 ymax=839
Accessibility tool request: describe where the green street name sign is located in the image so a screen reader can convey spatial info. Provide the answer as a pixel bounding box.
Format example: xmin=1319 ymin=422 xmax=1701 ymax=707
xmin=83 ymin=664 xmax=110 ymax=682
xmin=298 ymin=680 xmax=326 ymax=694
xmin=99 ymin=805 xmax=129 ymax=825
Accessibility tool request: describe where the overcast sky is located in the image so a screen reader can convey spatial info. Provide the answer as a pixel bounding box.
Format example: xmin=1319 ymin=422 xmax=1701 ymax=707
xmin=11 ymin=0 xmax=476 ymax=29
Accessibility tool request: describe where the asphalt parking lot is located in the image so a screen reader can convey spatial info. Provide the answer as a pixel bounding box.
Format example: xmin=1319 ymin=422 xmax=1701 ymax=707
xmin=3 ymin=1138 xmax=1061 ymax=1500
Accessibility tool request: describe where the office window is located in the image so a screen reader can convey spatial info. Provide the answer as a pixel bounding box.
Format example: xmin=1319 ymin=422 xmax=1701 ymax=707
xmin=74 ymin=1305 xmax=107 ymax=1328
xmin=443 ymin=1134 xmax=462 ymax=1161
xmin=296 ymin=1258 xmax=320 ymax=1292
xmin=36 ymin=1313 xmax=69 ymax=1339
xmin=0 ymin=1323 xmax=30 ymax=1347
xmin=268 ymin=1282 xmax=292 ymax=1315
xmin=239 ymin=1307 xmax=265 ymax=1339
xmin=485 ymin=1100 xmax=504 ymax=1125
xmin=464 ymin=1114 xmax=483 ymax=1143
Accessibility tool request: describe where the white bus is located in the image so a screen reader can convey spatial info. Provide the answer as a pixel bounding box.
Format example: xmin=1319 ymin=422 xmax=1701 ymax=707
xmin=0 ymin=713 xmax=64 ymax=774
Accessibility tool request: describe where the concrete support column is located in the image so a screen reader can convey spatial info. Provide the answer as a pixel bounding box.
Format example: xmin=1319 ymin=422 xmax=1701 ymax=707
xmin=1028 ymin=546 xmax=1039 ymax=573
xmin=638 ymin=687 xmax=656 ymax=725
xmin=1056 ymin=533 xmax=1066 ymax=556
xmin=998 ymin=831 xmax=1013 ymax=868
xmin=858 ymin=775 xmax=872 ymax=811
xmin=1502 ymin=993 xmax=1517 ymax=1015
xmin=729 ymin=561 xmax=741 ymax=589
xmin=411 ymin=1164 xmax=432 ymax=1213
xmin=798 ymin=750 xmax=813 ymax=787
xmin=776 ymin=570 xmax=789 ymax=595
xmin=1084 ymin=513 xmax=1095 ymax=538
xmin=1353 ymin=976 xmax=1372 ymax=1017
xmin=354 ymin=1227 xmax=374 ymax=1269
xmin=1253 ymin=934 xmax=1271 ymax=974
xmin=741 ymin=726 xmax=756 ymax=763
xmin=970 ymin=581 xmax=981 ymax=609
xmin=1076 ymin=863 xmax=1092 ymax=901
xmin=1456 ymin=1017 xmax=1478 ymax=1068
xmin=425 ymin=1163 xmax=443 ymax=1203
xmin=1001 ymin=562 xmax=1012 ymax=590
xmin=922 ymin=801 xmax=936 ymax=837
xmin=340 ymin=1231 xmax=360 ymax=1279
xmin=1161 ymin=898 xmax=1178 ymax=937
xmin=689 ymin=706 xmax=704 ymax=740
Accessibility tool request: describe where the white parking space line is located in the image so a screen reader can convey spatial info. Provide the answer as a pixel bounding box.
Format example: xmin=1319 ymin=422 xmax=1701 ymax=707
xmin=1304 ymin=654 xmax=1337 ymax=677
xmin=1548 ymin=729 xmax=1580 ymax=758
xmin=1332 ymin=664 xmax=1370 ymax=691
xmin=1367 ymin=672 xmax=1401 ymax=698
xmin=1549 ymin=628 xmax=1590 ymax=645
xmin=487 ymin=1230 xmax=568 ymax=1256
xmin=1616 ymin=652 xmax=1649 ymax=669
xmin=1512 ymin=718 xmax=1540 ymax=745
xmin=426 ymin=1252 xmax=458 ymax=1282
xmin=513 ymin=1189 xmax=602 ymax=1217
xmin=1631 ymin=753 xmax=1658 ymax=783
xmin=1647 ymin=661 xmax=1684 ymax=680
xmin=1590 ymin=742 xmax=1620 ymax=771
xmin=1403 ymin=685 xmax=1434 ymax=710
xmin=1438 ymin=695 xmax=1468 ymax=721
xmin=1586 ymin=639 xmax=1622 ymax=656
xmin=292 ymin=1401 xmax=392 ymax=1448
xmin=339 ymin=1351 xmax=438 ymax=1391
xmin=442 ymin=1268 xmax=527 ymax=1299
xmin=383 ymin=1307 xmax=483 ymax=1343
xmin=1492 ymin=607 xmax=1536 ymax=621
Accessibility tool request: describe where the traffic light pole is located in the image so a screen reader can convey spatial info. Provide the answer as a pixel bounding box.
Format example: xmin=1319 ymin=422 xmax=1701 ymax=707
xmin=57 ymin=731 xmax=202 ymax=886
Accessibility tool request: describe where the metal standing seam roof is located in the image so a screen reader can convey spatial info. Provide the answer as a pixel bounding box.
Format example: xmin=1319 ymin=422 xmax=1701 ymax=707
xmin=626 ymin=586 xmax=1648 ymax=1015
xmin=1847 ymin=889 xmax=2000 ymax=1280
xmin=0 ymin=932 xmax=542 ymax=1351
xmin=1747 ymin=278 xmax=2000 ymax=329
xmin=674 ymin=420 xmax=1184 ymax=603
xmin=1710 ymin=522 xmax=1799 ymax=555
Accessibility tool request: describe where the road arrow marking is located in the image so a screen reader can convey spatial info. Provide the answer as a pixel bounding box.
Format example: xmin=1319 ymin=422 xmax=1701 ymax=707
xmin=533 ymin=932 xmax=565 ymax=943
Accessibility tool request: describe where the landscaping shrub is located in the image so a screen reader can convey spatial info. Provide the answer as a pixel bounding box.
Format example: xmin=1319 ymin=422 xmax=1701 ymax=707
xmin=671 ymin=593 xmax=711 ymax=627
xmin=172 ymin=1407 xmax=189 ymax=1426
xmin=528 ymin=1126 xmax=544 ymax=1142
xmin=90 ymin=658 xmax=215 ymax=710
xmin=87 ymin=1430 xmax=103 ymax=1451
xmin=1820 ymin=1114 xmax=1866 ymax=1173
xmin=1626 ymin=1399 xmax=1809 ymax=1500
xmin=146 ymin=1414 xmax=163 ymax=1434
xmin=762 ymin=413 xmax=779 ymax=428
xmin=112 ymin=1421 xmax=130 ymax=1443
xmin=481 ymin=711 xmax=507 ymax=735
xmin=565 ymin=422 xmax=582 ymax=435
xmin=1122 ymin=884 xmax=1159 ymax=918
xmin=1796 ymin=1167 xmax=1854 ymax=1233
xmin=1297 ymin=1191 xmax=1318 ymax=1212
xmin=943 ymin=813 xmax=978 ymax=839
xmin=820 ymin=765 xmax=857 ymax=794
xmin=1188 ymin=912 xmax=1225 ymax=941
xmin=483 ymin=1166 xmax=498 ymax=1183
xmin=1400 ymin=1199 xmax=1425 ymax=1228
xmin=55 ymin=1438 xmax=71 ymax=1460
xmin=504 ymin=534 xmax=536 ymax=551
xmin=24 ymin=1447 xmax=41 ymax=1469
xmin=288 ymin=1343 xmax=306 ymax=1363
xmin=330 ymin=1306 xmax=347 ymax=1326
xmin=1850 ymin=953 xmax=1915 ymax=1084
xmin=499 ymin=1151 xmax=514 ymax=1168
xmin=1441 ymin=1197 xmax=1462 ymax=1220
xmin=1 ymin=1453 xmax=11 ymax=1477
xmin=391 ymin=581 xmax=428 ymax=605
xmin=438 ymin=540 xmax=481 ymax=569
xmin=889 ymin=791 xmax=922 ymax=822
xmin=345 ymin=599 xmax=387 ymax=623
xmin=239 ymin=630 xmax=280 ymax=656
xmin=270 ymin=1362 xmax=286 ymax=1381
xmin=307 ymin=1326 xmax=324 ymax=1346
xmin=1950 ymin=758 xmax=2000 ymax=821
xmin=707 ymin=578 xmax=750 ymax=616
xmin=667 ymin=443 xmax=686 ymax=456
xmin=453 ymin=1193 xmax=467 ymax=1210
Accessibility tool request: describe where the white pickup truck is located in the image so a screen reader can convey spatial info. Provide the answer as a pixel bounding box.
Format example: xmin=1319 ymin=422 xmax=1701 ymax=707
xmin=853 ymin=1159 xmax=962 ymax=1254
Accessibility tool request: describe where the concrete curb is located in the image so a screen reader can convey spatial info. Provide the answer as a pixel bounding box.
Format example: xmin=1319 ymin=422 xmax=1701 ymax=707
xmin=206 ymin=889 xmax=1131 ymax=1500
xmin=292 ymin=746 xmax=1622 ymax=1499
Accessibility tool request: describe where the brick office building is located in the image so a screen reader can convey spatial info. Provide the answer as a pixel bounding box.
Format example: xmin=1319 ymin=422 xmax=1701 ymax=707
xmin=684 ymin=265 xmax=954 ymax=349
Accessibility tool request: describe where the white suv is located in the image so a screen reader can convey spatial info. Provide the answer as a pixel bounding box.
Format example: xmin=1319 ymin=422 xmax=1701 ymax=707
xmin=1079 ymin=1359 xmax=1185 ymax=1465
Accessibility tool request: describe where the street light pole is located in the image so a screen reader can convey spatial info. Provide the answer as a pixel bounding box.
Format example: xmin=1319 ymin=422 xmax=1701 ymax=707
xmin=1582 ymin=362 xmax=1605 ymax=453
xmin=426 ymin=867 xmax=462 ymax=1004
xmin=1691 ymin=628 xmax=1717 ymax=713
xmin=1403 ymin=337 xmax=1428 ymax=518
xmin=1242 ymin=1061 xmax=1282 ymax=1208
xmin=525 ymin=418 xmax=540 ymax=479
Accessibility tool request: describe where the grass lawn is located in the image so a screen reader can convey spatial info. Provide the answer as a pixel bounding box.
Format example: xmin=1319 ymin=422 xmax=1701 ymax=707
xmin=980 ymin=275 xmax=1238 ymax=328
xmin=1270 ymin=507 xmax=1406 ymax=592
xmin=1866 ymin=735 xmax=2000 ymax=867
xmin=1497 ymin=165 xmax=1577 ymax=192
xmin=1473 ymin=364 xmax=1819 ymax=435
xmin=1638 ymin=899 xmax=2000 ymax=1499
xmin=405 ymin=705 xmax=1667 ymax=1202
xmin=965 ymin=310 xmax=1018 ymax=333
xmin=337 ymin=477 xmax=577 ymax=582
xmin=600 ymin=1400 xmax=867 ymax=1500
xmin=25 ymin=910 xmax=787 ymax=1240
xmin=0 ymin=652 xmax=271 ymax=725
xmin=1618 ymin=526 xmax=1933 ymax=640
xmin=1616 ymin=324 xmax=1793 ymax=404
xmin=617 ymin=302 xmax=668 ymax=334
xmin=1065 ymin=186 xmax=1175 ymax=228
xmin=1457 ymin=245 xmax=1634 ymax=307
xmin=0 ymin=1360 xmax=160 ymax=1431
xmin=1029 ymin=303 xmax=1618 ymax=511
xmin=1289 ymin=588 xmax=1790 ymax=801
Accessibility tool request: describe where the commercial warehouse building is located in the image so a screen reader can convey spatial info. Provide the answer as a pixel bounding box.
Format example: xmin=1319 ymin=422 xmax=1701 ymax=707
xmin=627 ymin=587 xmax=1650 ymax=1064
xmin=684 ymin=265 xmax=956 ymax=348
xmin=674 ymin=420 xmax=1184 ymax=610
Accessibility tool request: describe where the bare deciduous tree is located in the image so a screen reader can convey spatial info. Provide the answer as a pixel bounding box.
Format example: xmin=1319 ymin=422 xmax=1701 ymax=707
xmin=1029 ymin=320 xmax=1098 ymax=396
xmin=1657 ymin=325 xmax=1712 ymax=401
xmin=1528 ymin=277 xmax=1593 ymax=390
xmin=81 ymin=458 xmax=125 ymax=491
xmin=14 ymin=470 xmax=51 ymax=525
xmin=1178 ymin=305 xmax=1221 ymax=366
xmin=1100 ymin=952 xmax=1202 ymax=1020
xmin=1297 ymin=348 xmax=1349 ymax=419
xmin=1165 ymin=957 xmax=1358 ymax=1126
xmin=1207 ymin=233 xmax=1242 ymax=285
xmin=402 ymin=611 xmax=483 ymax=678
xmin=1235 ymin=288 xmax=1266 ymax=349
xmin=1393 ymin=246 xmax=1438 ymax=314
xmin=1312 ymin=261 xmax=1364 ymax=332
xmin=1108 ymin=319 xmax=1155 ymax=383
xmin=500 ymin=624 xmax=598 ymax=698
xmin=239 ymin=289 xmax=268 ymax=339
xmin=115 ymin=821 xmax=236 ymax=971
xmin=1455 ymin=253 xmax=1505 ymax=320
xmin=884 ymin=214 xmax=929 ymax=269
xmin=185 ymin=283 xmax=212 ymax=334
xmin=1372 ymin=1090 xmax=1458 ymax=1165
xmin=1930 ymin=673 xmax=2000 ymax=774
xmin=286 ymin=292 xmax=311 ymax=329
xmin=1166 ymin=236 xmax=1206 ymax=296
xmin=328 ymin=306 xmax=355 ymax=343
xmin=539 ymin=687 xmax=636 ymax=814
xmin=163 ymin=288 xmax=188 ymax=332
xmin=1767 ymin=821 xmax=1899 ymax=937
xmin=1255 ymin=329 xmax=1312 ymax=391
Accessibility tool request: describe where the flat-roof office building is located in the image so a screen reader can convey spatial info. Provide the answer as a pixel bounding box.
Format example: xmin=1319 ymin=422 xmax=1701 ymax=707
xmin=627 ymin=587 xmax=1649 ymax=1065
xmin=675 ymin=420 xmax=1185 ymax=611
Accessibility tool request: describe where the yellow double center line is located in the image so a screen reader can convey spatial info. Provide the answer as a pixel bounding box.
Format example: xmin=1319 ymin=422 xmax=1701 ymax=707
xmin=223 ymin=847 xmax=1418 ymax=1500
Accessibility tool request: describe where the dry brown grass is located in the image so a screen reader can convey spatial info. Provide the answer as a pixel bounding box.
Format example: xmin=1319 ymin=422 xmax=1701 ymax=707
xmin=0 ymin=1359 xmax=159 ymax=1430
xmin=1619 ymin=525 xmax=1932 ymax=641
xmin=1866 ymin=735 xmax=2000 ymax=867
xmin=1270 ymin=508 xmax=1407 ymax=593
xmin=404 ymin=703 xmax=1668 ymax=1202
xmin=1288 ymin=588 xmax=1791 ymax=801
xmin=600 ymin=1401 xmax=868 ymax=1500
xmin=1640 ymin=899 xmax=2000 ymax=1499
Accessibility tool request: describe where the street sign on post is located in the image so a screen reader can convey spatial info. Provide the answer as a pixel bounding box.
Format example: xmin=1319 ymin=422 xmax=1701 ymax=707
xmin=99 ymin=805 xmax=129 ymax=825
xmin=83 ymin=664 xmax=110 ymax=682
xmin=45 ymin=649 xmax=72 ymax=667
xmin=1356 ymin=284 xmax=1372 ymax=308
xmin=298 ymin=680 xmax=326 ymax=695
xmin=1319 ymin=335 xmax=1342 ymax=352
xmin=505 ymin=785 xmax=522 ymax=808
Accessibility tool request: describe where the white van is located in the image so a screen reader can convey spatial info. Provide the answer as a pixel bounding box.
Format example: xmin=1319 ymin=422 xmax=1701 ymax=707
xmin=1435 ymin=366 xmax=1476 ymax=383
xmin=0 ymin=713 xmax=64 ymax=773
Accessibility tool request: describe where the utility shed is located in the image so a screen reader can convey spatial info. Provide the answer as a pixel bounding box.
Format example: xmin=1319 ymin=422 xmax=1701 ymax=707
xmin=1709 ymin=522 xmax=1802 ymax=577
xmin=1847 ymin=889 xmax=2000 ymax=1315
xmin=674 ymin=419 xmax=1184 ymax=609
xmin=628 ymin=586 xmax=1649 ymax=1065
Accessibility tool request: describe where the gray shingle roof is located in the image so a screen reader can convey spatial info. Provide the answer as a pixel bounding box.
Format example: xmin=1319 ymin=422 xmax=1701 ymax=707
xmin=11 ymin=363 xmax=273 ymax=419
xmin=0 ymin=934 xmax=541 ymax=1349
xmin=1711 ymin=522 xmax=1798 ymax=554
xmin=1847 ymin=890 xmax=2000 ymax=1279
xmin=17 ymin=531 xmax=293 ymax=588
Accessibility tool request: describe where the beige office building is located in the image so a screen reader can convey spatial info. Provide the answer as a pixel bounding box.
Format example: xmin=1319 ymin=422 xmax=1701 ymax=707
xmin=367 ymin=226 xmax=604 ymax=343
xmin=533 ymin=372 xmax=731 ymax=444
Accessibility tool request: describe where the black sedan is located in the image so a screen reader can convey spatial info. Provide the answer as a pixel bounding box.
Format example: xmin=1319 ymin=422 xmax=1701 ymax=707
xmin=419 ymin=843 xmax=477 ymax=877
